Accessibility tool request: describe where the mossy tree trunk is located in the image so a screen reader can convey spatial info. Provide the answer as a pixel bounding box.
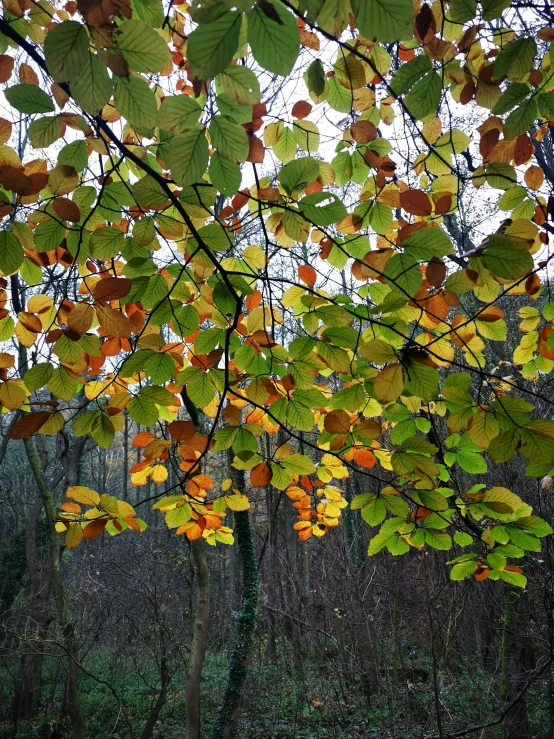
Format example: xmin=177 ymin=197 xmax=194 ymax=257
xmin=23 ymin=437 xmax=85 ymax=739
xmin=212 ymin=466 xmax=259 ymax=739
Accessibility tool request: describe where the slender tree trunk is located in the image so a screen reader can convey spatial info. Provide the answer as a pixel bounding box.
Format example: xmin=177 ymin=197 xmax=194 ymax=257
xmin=185 ymin=538 xmax=209 ymax=739
xmin=123 ymin=412 xmax=129 ymax=502
xmin=212 ymin=464 xmax=259 ymax=739
xmin=12 ymin=499 xmax=51 ymax=718
xmin=23 ymin=437 xmax=85 ymax=739
xmin=140 ymin=637 xmax=169 ymax=739
xmin=501 ymin=588 xmax=531 ymax=739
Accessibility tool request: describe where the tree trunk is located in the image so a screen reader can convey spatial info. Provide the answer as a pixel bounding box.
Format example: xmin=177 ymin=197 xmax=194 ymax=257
xmin=502 ymin=588 xmax=532 ymax=739
xmin=185 ymin=538 xmax=209 ymax=739
xmin=23 ymin=437 xmax=85 ymax=739
xmin=12 ymin=499 xmax=51 ymax=718
xmin=212 ymin=473 xmax=259 ymax=739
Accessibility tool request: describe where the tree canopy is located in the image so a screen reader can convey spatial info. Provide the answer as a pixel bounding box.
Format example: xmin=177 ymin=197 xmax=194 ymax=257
xmin=0 ymin=0 xmax=553 ymax=590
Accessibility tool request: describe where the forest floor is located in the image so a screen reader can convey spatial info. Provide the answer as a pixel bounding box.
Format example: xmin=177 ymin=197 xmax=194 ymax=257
xmin=0 ymin=647 xmax=549 ymax=738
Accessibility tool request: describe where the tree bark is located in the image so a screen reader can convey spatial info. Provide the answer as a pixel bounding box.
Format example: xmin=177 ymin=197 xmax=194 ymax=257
xmin=212 ymin=466 xmax=259 ymax=739
xmin=23 ymin=437 xmax=85 ymax=739
xmin=185 ymin=538 xmax=209 ymax=739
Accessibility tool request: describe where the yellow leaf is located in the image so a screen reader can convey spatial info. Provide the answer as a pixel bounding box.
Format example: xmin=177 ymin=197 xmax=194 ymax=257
xmin=150 ymin=464 xmax=168 ymax=484
xmin=66 ymin=486 xmax=100 ymax=506
xmin=66 ymin=523 xmax=83 ymax=550
xmin=224 ymin=493 xmax=250 ymax=511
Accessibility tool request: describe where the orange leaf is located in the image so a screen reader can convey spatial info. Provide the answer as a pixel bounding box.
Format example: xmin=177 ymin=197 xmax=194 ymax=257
xmin=292 ymin=101 xmax=312 ymax=119
xmin=400 ymin=189 xmax=432 ymax=217
xmin=355 ymin=450 xmax=376 ymax=468
xmin=132 ymin=431 xmax=155 ymax=447
xmin=245 ymin=290 xmax=262 ymax=311
xmin=298 ymin=264 xmax=317 ymax=285
xmin=250 ymin=460 xmax=272 ymax=487
xmin=474 ymin=566 xmax=489 ymax=581
xmin=83 ymin=518 xmax=107 ymax=539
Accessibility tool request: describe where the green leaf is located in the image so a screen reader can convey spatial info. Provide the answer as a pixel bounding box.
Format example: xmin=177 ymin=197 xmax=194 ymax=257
xmin=361 ymin=497 xmax=387 ymax=526
xmin=390 ymin=56 xmax=432 ymax=96
xmin=405 ymin=72 xmax=442 ymax=120
xmin=481 ymin=236 xmax=533 ymax=280
xmin=209 ymin=152 xmax=241 ymax=196
xmin=168 ymin=126 xmax=209 ymax=186
xmin=481 ymin=0 xmax=511 ymax=20
xmin=450 ymin=559 xmax=478 ymax=580
xmin=5 ymin=84 xmax=55 ymax=114
xmin=187 ymin=10 xmax=242 ymax=80
xmin=28 ymin=117 xmax=63 ymax=149
xmin=486 ymin=162 xmax=517 ymax=190
xmin=0 ymin=231 xmax=24 ymax=276
xmin=279 ymin=157 xmax=320 ymax=196
xmin=156 ymin=95 xmax=202 ymax=134
xmin=538 ymin=92 xmax=554 ymax=121
xmin=281 ymin=453 xmax=316 ymax=475
xmin=248 ymin=1 xmax=300 ymax=76
xmin=209 ymin=115 xmax=249 ymax=163
xmin=503 ymin=97 xmax=538 ymax=140
xmin=424 ymin=529 xmax=452 ymax=551
xmin=449 ymin=0 xmax=476 ymax=23
xmin=117 ymin=19 xmax=172 ymax=73
xmin=304 ymin=59 xmax=326 ymax=97
xmin=404 ymin=227 xmax=453 ymax=260
xmin=128 ymin=395 xmax=159 ymax=426
xmin=453 ymin=531 xmax=473 ymax=547
xmin=44 ymin=20 xmax=89 ymax=82
xmin=493 ymin=37 xmax=536 ymax=81
xmin=492 ymin=83 xmax=530 ymax=115
xmin=352 ymin=0 xmax=413 ymax=43
xmin=218 ymin=65 xmax=260 ymax=106
xmin=71 ymin=53 xmax=113 ymax=115
xmin=384 ymin=253 xmax=422 ymax=298
xmin=114 ymin=76 xmax=157 ymax=129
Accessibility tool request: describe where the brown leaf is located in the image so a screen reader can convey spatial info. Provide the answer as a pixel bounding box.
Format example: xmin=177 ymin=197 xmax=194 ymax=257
xmin=400 ymin=189 xmax=432 ymax=216
xmin=292 ymin=101 xmax=312 ymax=119
xmin=246 ymin=135 xmax=265 ymax=164
xmin=0 ymin=55 xmax=14 ymax=83
xmin=168 ymin=420 xmax=196 ymax=442
xmin=96 ymin=304 xmax=132 ymax=338
xmin=9 ymin=411 xmax=52 ymax=439
xmin=426 ymin=259 xmax=447 ymax=287
xmin=434 ymin=194 xmax=452 ymax=215
xmin=0 ymin=165 xmax=31 ymax=193
xmin=524 ymin=164 xmax=544 ymax=191
xmin=324 ymin=410 xmax=351 ymax=434
xmin=53 ymin=197 xmax=81 ymax=222
xmin=513 ymin=133 xmax=534 ymax=165
xmin=259 ymin=0 xmax=283 ymax=24
xmin=350 ymin=120 xmax=377 ymax=144
xmin=93 ymin=277 xmax=132 ymax=303
xmin=66 ymin=302 xmax=94 ymax=334
xmin=19 ymin=63 xmax=39 ymax=85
